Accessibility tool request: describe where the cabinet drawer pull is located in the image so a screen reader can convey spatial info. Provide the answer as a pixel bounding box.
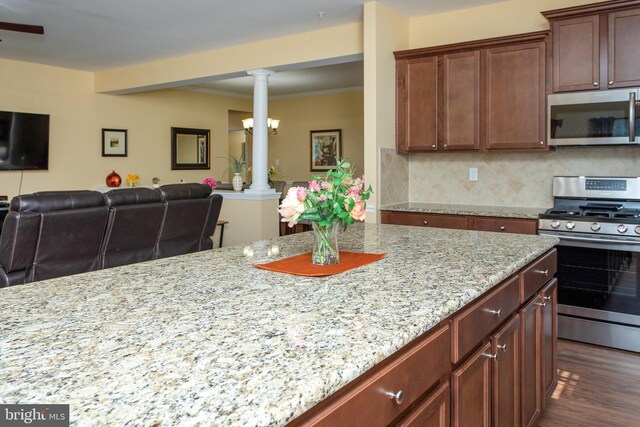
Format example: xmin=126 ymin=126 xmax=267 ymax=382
xmin=609 ymin=80 xmax=614 ymax=85
xmin=482 ymin=352 xmax=498 ymax=360
xmin=423 ymin=220 xmax=428 ymax=225
xmin=486 ymin=308 xmax=501 ymax=317
xmin=385 ymin=390 xmax=405 ymax=405
xmin=499 ymin=226 xmax=506 ymax=231
xmin=497 ymin=344 xmax=507 ymax=352
xmin=534 ymin=301 xmax=547 ymax=308
xmin=543 ymin=296 xmax=551 ymax=302
xmin=593 ymin=82 xmax=599 ymax=86
xmin=533 ymin=269 xmax=549 ymax=277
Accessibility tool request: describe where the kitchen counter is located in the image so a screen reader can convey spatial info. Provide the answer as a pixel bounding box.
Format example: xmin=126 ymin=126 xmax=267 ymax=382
xmin=0 ymin=224 xmax=557 ymax=426
xmin=380 ymin=202 xmax=547 ymax=219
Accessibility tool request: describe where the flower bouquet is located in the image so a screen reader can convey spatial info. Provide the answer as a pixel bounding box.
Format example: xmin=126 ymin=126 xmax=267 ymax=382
xmin=125 ymin=173 xmax=140 ymax=187
xmin=202 ymin=177 xmax=217 ymax=190
xmin=278 ymin=159 xmax=372 ymax=265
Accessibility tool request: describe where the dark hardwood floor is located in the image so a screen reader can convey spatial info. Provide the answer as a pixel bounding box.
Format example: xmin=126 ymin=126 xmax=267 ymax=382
xmin=538 ymin=339 xmax=640 ymax=427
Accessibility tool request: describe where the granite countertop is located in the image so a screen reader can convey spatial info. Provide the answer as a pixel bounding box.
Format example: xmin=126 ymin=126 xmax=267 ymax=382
xmin=380 ymin=202 xmax=548 ymax=219
xmin=0 ymin=224 xmax=557 ymax=426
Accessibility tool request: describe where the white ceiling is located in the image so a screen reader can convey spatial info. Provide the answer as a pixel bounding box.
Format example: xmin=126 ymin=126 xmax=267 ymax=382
xmin=0 ymin=0 xmax=504 ymax=96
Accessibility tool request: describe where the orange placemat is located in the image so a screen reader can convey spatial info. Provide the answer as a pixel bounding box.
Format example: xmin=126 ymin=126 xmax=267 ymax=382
xmin=254 ymin=251 xmax=386 ymax=277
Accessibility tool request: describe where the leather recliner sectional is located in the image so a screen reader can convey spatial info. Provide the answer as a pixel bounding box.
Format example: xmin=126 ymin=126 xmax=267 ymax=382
xmin=0 ymin=184 xmax=223 ymax=287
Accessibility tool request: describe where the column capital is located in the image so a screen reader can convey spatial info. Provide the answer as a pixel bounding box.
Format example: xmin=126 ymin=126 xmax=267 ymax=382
xmin=247 ymin=69 xmax=275 ymax=77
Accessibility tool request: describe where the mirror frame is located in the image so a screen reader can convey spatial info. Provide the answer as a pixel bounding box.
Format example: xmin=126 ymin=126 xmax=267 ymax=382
xmin=171 ymin=127 xmax=210 ymax=170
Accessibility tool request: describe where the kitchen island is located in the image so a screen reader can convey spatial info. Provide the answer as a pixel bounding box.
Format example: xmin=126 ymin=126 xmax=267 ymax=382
xmin=0 ymin=224 xmax=557 ymax=426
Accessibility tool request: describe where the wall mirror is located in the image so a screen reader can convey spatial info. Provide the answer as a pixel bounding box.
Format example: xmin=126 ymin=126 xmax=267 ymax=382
xmin=171 ymin=127 xmax=210 ymax=170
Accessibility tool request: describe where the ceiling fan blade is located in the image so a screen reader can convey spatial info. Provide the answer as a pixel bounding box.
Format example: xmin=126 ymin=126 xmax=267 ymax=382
xmin=0 ymin=21 xmax=44 ymax=34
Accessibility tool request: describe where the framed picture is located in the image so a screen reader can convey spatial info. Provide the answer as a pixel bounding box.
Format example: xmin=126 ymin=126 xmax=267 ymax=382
xmin=310 ymin=129 xmax=342 ymax=171
xmin=102 ymin=129 xmax=128 ymax=157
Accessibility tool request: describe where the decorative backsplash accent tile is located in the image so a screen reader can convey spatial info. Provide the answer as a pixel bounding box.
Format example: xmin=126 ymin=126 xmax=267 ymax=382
xmin=407 ymin=147 xmax=640 ymax=208
xmin=379 ymin=148 xmax=409 ymax=206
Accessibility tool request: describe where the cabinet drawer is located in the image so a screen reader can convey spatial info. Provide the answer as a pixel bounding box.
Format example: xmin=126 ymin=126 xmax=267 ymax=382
xmin=398 ymin=381 xmax=450 ymax=427
xmin=452 ymin=276 xmax=520 ymax=363
xmin=521 ymin=249 xmax=557 ymax=303
xmin=299 ymin=325 xmax=451 ymax=427
xmin=472 ymin=217 xmax=537 ymax=235
xmin=386 ymin=212 xmax=468 ymax=229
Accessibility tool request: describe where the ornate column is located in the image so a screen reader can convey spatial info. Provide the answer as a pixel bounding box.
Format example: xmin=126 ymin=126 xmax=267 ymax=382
xmin=246 ymin=69 xmax=275 ymax=194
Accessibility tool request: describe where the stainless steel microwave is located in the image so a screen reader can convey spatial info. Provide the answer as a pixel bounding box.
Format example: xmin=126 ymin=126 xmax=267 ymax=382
xmin=548 ymin=88 xmax=640 ymax=146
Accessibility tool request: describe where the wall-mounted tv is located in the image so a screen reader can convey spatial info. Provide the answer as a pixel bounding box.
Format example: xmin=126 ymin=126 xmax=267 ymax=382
xmin=0 ymin=111 xmax=50 ymax=171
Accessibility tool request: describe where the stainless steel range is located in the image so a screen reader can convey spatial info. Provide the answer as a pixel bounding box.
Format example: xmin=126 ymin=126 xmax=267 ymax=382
xmin=539 ymin=176 xmax=640 ymax=352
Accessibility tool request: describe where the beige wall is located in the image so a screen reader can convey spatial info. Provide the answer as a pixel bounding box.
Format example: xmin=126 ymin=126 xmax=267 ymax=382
xmin=267 ymin=91 xmax=364 ymax=181
xmin=409 ymin=0 xmax=610 ymax=48
xmin=0 ymin=58 xmax=251 ymax=199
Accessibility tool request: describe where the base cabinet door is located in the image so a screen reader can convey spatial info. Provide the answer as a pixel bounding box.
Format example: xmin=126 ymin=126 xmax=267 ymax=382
xmin=398 ymin=382 xmax=450 ymax=427
xmin=452 ymin=342 xmax=491 ymax=427
xmin=542 ymin=279 xmax=558 ymax=398
xmin=520 ymin=295 xmax=543 ymax=427
xmin=492 ymin=315 xmax=520 ymax=427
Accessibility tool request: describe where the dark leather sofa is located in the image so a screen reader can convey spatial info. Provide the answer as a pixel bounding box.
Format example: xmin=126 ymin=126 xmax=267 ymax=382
xmin=0 ymin=184 xmax=223 ymax=287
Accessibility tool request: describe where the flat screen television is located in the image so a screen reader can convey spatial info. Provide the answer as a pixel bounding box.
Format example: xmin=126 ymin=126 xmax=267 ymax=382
xmin=0 ymin=111 xmax=50 ymax=170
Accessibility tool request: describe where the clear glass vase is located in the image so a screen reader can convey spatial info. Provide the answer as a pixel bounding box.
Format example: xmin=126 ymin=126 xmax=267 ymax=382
xmin=311 ymin=222 xmax=340 ymax=265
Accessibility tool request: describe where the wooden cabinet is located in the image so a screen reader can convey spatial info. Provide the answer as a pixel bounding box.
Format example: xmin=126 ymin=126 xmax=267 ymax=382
xmin=396 ymin=51 xmax=480 ymax=152
xmin=452 ymin=342 xmax=492 ymax=427
xmin=544 ymin=2 xmax=640 ymax=92
xmin=441 ymin=51 xmax=481 ymax=151
xmin=395 ymin=31 xmax=548 ymax=153
xmin=492 ymin=315 xmax=521 ymax=427
xmin=484 ymin=41 xmax=546 ymax=150
xmin=398 ymin=382 xmax=450 ymax=427
xmin=472 ymin=216 xmax=538 ymax=235
xmin=380 ymin=211 xmax=468 ymax=230
xmin=381 ymin=210 xmax=538 ymax=235
xmin=550 ymin=15 xmax=600 ymax=92
xmin=452 ymin=275 xmax=520 ymax=363
xmin=520 ymin=294 xmax=543 ymax=427
xmin=396 ymin=57 xmax=438 ymax=152
xmin=519 ymin=277 xmax=558 ymax=427
xmin=608 ymin=8 xmax=640 ymax=88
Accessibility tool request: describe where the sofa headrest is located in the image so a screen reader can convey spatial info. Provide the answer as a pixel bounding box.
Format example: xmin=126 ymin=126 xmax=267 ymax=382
xmin=104 ymin=188 xmax=162 ymax=207
xmin=10 ymin=191 xmax=105 ymax=213
xmin=157 ymin=183 xmax=212 ymax=201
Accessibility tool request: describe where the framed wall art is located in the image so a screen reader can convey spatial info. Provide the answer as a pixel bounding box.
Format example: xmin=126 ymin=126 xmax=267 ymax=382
xmin=102 ymin=129 xmax=128 ymax=157
xmin=310 ymin=129 xmax=342 ymax=172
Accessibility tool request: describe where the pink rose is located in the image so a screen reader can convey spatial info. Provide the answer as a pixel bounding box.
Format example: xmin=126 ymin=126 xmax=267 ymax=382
xmin=296 ymin=187 xmax=307 ymax=201
xmin=278 ymin=187 xmax=306 ymax=227
xmin=308 ymin=180 xmax=321 ymax=192
xmin=349 ymin=200 xmax=366 ymax=221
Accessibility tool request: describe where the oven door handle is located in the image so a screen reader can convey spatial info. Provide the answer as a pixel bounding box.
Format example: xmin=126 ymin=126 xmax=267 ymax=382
xmin=539 ymin=231 xmax=640 ymax=247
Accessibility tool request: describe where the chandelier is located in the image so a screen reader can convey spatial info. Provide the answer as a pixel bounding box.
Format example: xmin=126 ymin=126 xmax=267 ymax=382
xmin=242 ymin=118 xmax=280 ymax=135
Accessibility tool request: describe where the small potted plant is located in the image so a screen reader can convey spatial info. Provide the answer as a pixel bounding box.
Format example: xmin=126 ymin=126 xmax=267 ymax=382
xmin=230 ymin=156 xmax=244 ymax=192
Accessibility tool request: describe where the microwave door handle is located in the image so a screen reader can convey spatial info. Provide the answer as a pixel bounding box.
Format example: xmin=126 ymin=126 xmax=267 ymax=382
xmin=630 ymin=92 xmax=636 ymax=142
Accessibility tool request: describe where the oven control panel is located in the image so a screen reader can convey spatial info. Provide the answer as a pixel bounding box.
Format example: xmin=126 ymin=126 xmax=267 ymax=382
xmin=585 ymin=179 xmax=627 ymax=191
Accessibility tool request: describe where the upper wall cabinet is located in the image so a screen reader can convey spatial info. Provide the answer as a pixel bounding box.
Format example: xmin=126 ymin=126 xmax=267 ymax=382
xmin=395 ymin=32 xmax=547 ymax=153
xmin=543 ymin=1 xmax=640 ymax=92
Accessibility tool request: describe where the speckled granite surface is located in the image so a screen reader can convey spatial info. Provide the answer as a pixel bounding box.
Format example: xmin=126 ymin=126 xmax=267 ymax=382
xmin=0 ymin=224 xmax=557 ymax=426
xmin=380 ymin=202 xmax=548 ymax=219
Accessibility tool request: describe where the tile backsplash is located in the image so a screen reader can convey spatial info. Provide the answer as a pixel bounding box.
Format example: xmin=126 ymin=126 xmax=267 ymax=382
xmin=380 ymin=148 xmax=409 ymax=206
xmin=402 ymin=146 xmax=640 ymax=208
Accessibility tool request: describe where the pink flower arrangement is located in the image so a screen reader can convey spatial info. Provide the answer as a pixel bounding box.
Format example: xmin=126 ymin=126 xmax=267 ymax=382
xmin=278 ymin=159 xmax=372 ymax=229
xmin=202 ymin=177 xmax=217 ymax=189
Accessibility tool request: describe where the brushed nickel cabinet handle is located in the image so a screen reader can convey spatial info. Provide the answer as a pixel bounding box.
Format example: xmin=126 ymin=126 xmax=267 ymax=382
xmin=482 ymin=353 xmax=498 ymax=360
xmin=533 ymin=269 xmax=549 ymax=277
xmin=609 ymin=81 xmax=614 ymax=85
xmin=534 ymin=301 xmax=547 ymax=308
xmin=593 ymin=82 xmax=599 ymax=86
xmin=539 ymin=141 xmax=544 ymax=145
xmin=486 ymin=309 xmax=501 ymax=317
xmin=423 ymin=220 xmax=428 ymax=225
xmin=544 ymin=296 xmax=551 ymax=302
xmin=499 ymin=226 xmax=506 ymax=231
xmin=385 ymin=390 xmax=405 ymax=405
xmin=497 ymin=344 xmax=507 ymax=352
